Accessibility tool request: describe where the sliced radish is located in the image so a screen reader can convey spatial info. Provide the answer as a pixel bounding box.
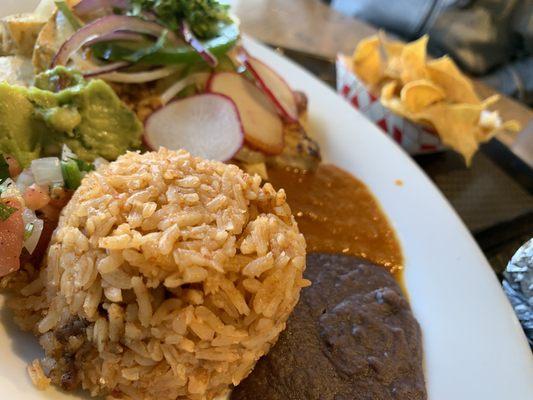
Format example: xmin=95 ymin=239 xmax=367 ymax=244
xmin=227 ymin=45 xmax=249 ymax=69
xmin=293 ymin=90 xmax=308 ymax=115
xmin=245 ymin=57 xmax=299 ymax=122
xmin=144 ymin=94 xmax=244 ymax=161
xmin=207 ymin=72 xmax=284 ymax=155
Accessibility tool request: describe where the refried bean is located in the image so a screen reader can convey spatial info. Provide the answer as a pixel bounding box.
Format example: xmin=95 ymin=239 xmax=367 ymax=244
xmin=231 ymin=253 xmax=427 ymax=400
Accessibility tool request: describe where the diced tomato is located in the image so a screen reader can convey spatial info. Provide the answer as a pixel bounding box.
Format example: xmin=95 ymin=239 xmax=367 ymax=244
xmin=0 ymin=198 xmax=24 ymax=277
xmin=24 ymin=184 xmax=51 ymax=211
xmin=48 ymin=187 xmax=72 ymax=209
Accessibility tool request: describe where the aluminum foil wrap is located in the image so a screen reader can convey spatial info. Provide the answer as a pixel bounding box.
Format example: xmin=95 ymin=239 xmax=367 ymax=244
xmin=502 ymin=238 xmax=533 ymax=347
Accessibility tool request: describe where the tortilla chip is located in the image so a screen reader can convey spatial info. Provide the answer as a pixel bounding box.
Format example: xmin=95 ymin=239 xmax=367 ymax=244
xmin=381 ymin=81 xmax=398 ymax=101
xmin=400 ymin=79 xmax=445 ymax=113
xmin=421 ymin=103 xmax=482 ymax=164
xmin=352 ymin=35 xmax=384 ymax=86
xmin=382 ymin=97 xmax=520 ymax=164
xmin=399 ymin=35 xmax=429 ymax=84
xmin=426 ymin=56 xmax=480 ymax=104
xmin=378 ymin=31 xmax=404 ymax=79
xmin=352 ymin=33 xmax=522 ymax=164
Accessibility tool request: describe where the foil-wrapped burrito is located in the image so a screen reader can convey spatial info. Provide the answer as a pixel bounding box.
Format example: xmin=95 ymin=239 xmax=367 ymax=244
xmin=502 ymin=239 xmax=533 ymax=347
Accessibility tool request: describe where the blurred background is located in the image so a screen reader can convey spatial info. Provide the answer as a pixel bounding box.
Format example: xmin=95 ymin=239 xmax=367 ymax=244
xmin=328 ymin=0 xmax=533 ymax=107
xmin=226 ymin=0 xmax=532 ymax=276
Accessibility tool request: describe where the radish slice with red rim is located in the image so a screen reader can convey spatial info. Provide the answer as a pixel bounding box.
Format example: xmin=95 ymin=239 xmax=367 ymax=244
xmin=245 ymin=57 xmax=299 ymax=122
xmin=207 ymin=72 xmax=284 ymax=155
xmin=144 ymin=94 xmax=244 ymax=161
xmin=180 ymin=21 xmax=218 ymax=67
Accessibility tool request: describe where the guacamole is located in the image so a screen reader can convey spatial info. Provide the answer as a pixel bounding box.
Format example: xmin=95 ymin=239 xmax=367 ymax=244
xmin=0 ymin=67 xmax=142 ymax=167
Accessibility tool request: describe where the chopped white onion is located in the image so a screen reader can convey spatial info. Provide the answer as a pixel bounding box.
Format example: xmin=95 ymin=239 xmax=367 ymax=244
xmin=22 ymin=208 xmax=37 ymax=225
xmin=22 ymin=208 xmax=44 ymax=255
xmin=0 ymin=178 xmax=19 ymax=199
xmin=15 ymin=170 xmax=35 ymax=193
xmin=31 ymin=157 xmax=64 ymax=186
xmin=93 ymin=157 xmax=109 ymax=170
xmin=61 ymin=144 xmax=77 ymax=162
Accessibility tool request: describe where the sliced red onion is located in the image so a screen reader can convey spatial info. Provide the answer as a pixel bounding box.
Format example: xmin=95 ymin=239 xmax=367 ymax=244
xmin=98 ymin=66 xmax=181 ymax=83
xmin=52 ymin=15 xmax=177 ymax=67
xmin=73 ymin=0 xmax=128 ymax=17
xmin=71 ymin=53 xmax=179 ymax=82
xmin=83 ymin=61 xmax=130 ymax=77
xmin=160 ymin=73 xmax=211 ymax=105
xmin=180 ymin=21 xmax=218 ymax=67
xmin=84 ymin=31 xmax=146 ymax=47
xmin=68 ymin=54 xmax=128 ymax=78
xmin=31 ymin=157 xmax=64 ymax=186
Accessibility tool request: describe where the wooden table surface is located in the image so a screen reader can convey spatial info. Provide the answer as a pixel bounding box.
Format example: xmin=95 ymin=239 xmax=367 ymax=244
xmin=228 ymin=0 xmax=533 ymax=153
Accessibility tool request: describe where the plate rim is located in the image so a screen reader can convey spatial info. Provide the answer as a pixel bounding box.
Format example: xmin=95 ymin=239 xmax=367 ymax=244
xmin=0 ymin=1 xmax=531 ymax=398
xmin=241 ymin=35 xmax=533 ymax=400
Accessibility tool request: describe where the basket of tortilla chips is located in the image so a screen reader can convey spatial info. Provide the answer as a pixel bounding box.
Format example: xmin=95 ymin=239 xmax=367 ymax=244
xmin=336 ymin=33 xmax=521 ymax=164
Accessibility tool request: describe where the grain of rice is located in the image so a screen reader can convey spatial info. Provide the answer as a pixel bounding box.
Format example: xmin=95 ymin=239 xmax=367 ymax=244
xmin=27 ymin=359 xmax=50 ymax=390
xmin=131 ymin=277 xmax=152 ymax=327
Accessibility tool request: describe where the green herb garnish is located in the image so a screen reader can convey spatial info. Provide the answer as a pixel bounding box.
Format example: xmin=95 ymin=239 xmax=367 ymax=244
xmin=72 ymin=158 xmax=95 ymax=173
xmin=130 ymin=0 xmax=232 ymax=39
xmin=122 ymin=30 xmax=169 ymax=63
xmin=55 ymin=0 xmax=83 ymax=30
xmin=61 ymin=159 xmax=83 ymax=190
xmin=0 ymin=202 xmax=17 ymax=221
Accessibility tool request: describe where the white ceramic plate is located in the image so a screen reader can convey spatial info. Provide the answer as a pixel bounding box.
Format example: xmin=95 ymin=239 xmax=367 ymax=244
xmin=1 ymin=2 xmax=533 ymax=400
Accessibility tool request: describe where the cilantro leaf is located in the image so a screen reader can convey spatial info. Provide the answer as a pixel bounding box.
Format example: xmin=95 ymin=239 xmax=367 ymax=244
xmin=61 ymin=159 xmax=83 ymax=190
xmin=71 ymin=157 xmax=95 ymax=173
xmin=55 ymin=0 xmax=83 ymax=30
xmin=0 ymin=202 xmax=17 ymax=221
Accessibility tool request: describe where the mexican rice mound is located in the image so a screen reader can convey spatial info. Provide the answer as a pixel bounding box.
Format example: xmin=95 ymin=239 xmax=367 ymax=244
xmin=9 ymin=148 xmax=308 ymax=400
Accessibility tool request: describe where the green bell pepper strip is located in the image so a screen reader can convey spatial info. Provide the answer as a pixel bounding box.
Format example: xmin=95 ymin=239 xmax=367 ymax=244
xmin=92 ymin=23 xmax=239 ymax=66
xmin=61 ymin=159 xmax=82 ymax=190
